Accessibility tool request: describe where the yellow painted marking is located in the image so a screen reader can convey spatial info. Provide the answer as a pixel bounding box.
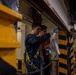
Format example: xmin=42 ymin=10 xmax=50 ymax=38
xmin=59 ymin=67 xmax=67 ymax=74
xmin=70 ymin=46 xmax=75 ymax=51
xmin=71 ymin=64 xmax=74 ymax=69
xmin=71 ymin=71 xmax=74 ymax=75
xmin=59 ymin=40 xmax=67 ymax=45
xmin=59 ymin=58 xmax=67 ymax=65
xmin=70 ymin=37 xmax=74 ymax=43
xmin=71 ymin=52 xmax=74 ymax=57
xmin=59 ymin=49 xmax=67 ymax=55
xmin=59 ymin=31 xmax=66 ymax=36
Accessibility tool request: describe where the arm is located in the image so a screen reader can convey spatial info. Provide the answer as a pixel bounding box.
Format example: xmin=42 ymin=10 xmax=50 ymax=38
xmin=25 ymin=34 xmax=38 ymax=45
xmin=25 ymin=33 xmax=50 ymax=45
xmin=38 ymin=33 xmax=51 ymax=44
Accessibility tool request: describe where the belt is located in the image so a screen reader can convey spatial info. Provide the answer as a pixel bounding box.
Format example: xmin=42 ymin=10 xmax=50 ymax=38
xmin=26 ymin=49 xmax=40 ymax=69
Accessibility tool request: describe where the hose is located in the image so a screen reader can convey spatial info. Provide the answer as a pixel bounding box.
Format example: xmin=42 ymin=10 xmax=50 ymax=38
xmin=17 ymin=48 xmax=57 ymax=75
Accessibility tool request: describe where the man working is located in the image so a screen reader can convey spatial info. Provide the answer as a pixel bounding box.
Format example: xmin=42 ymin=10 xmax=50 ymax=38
xmin=38 ymin=25 xmax=58 ymax=75
xmin=25 ymin=22 xmax=51 ymax=75
xmin=39 ymin=25 xmax=51 ymax=75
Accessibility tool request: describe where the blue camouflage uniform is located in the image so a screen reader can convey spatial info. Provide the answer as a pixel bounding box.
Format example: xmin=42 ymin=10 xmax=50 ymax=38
xmin=25 ymin=33 xmax=51 ymax=75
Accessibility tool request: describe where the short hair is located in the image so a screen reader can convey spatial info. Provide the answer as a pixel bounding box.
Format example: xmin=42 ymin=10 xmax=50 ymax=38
xmin=32 ymin=22 xmax=41 ymax=28
xmin=41 ymin=25 xmax=47 ymax=30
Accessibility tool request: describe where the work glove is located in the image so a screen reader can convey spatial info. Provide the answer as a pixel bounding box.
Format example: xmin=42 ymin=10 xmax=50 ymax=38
xmin=50 ymin=28 xmax=58 ymax=35
xmin=45 ymin=48 xmax=52 ymax=55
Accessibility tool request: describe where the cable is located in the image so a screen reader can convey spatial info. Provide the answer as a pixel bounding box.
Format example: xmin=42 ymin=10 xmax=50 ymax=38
xmin=17 ymin=48 xmax=57 ymax=75
xmin=17 ymin=30 xmax=58 ymax=75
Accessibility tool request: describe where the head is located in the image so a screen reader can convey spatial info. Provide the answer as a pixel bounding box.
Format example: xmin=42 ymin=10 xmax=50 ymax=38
xmin=31 ymin=22 xmax=41 ymax=35
xmin=41 ymin=25 xmax=47 ymax=34
xmin=38 ymin=25 xmax=47 ymax=36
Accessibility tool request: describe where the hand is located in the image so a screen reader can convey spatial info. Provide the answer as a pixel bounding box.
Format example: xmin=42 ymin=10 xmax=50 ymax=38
xmin=45 ymin=48 xmax=52 ymax=55
xmin=50 ymin=28 xmax=58 ymax=35
xmin=53 ymin=28 xmax=58 ymax=33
